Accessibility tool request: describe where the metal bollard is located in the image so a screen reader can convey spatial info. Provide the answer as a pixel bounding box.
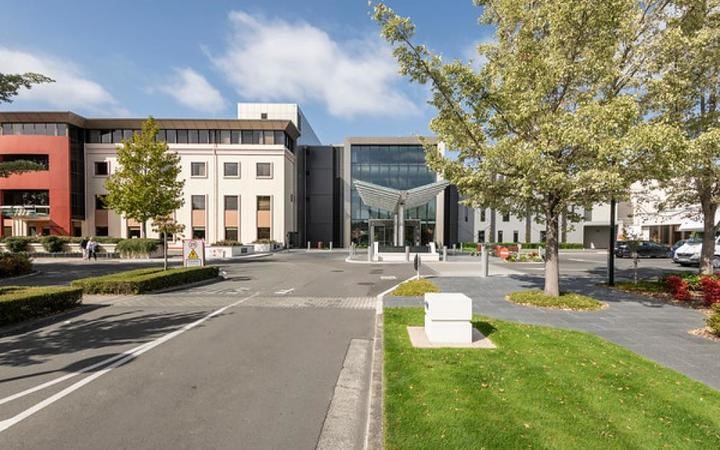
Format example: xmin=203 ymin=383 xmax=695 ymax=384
xmin=307 ymin=241 xmax=311 ymax=251
xmin=405 ymin=246 xmax=410 ymax=262
xmin=368 ymin=243 xmax=373 ymax=262
xmin=330 ymin=241 xmax=333 ymax=251
xmin=443 ymin=246 xmax=447 ymax=262
xmin=480 ymin=245 xmax=489 ymax=277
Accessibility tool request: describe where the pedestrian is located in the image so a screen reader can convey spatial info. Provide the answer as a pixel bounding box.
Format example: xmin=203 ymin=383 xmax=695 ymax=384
xmin=80 ymin=237 xmax=89 ymax=260
xmin=87 ymin=236 xmax=98 ymax=261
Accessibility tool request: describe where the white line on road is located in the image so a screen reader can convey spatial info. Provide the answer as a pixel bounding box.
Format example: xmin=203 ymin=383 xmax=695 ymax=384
xmin=379 ymin=276 xmax=397 ymax=280
xmin=0 ymin=292 xmax=259 ymax=434
xmin=273 ymin=288 xmax=295 ymax=295
xmin=568 ymin=258 xmax=597 ymax=263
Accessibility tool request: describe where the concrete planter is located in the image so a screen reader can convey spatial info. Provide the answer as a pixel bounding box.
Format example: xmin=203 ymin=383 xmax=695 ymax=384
xmin=205 ymin=245 xmax=255 ymax=259
xmin=253 ymin=243 xmax=281 ymax=252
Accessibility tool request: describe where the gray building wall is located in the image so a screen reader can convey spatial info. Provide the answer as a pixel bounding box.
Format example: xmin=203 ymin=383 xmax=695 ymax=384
xmin=300 ymin=145 xmax=343 ymax=246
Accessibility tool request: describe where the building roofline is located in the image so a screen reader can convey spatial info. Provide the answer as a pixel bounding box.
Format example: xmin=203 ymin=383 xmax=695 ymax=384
xmin=344 ymin=136 xmax=438 ymax=145
xmin=0 ymin=111 xmax=300 ymax=138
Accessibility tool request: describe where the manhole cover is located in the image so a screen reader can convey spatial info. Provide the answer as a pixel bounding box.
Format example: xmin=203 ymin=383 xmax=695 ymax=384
xmin=331 ymin=269 xmax=344 ymax=273
xmin=357 ymin=282 xmax=374 ymax=286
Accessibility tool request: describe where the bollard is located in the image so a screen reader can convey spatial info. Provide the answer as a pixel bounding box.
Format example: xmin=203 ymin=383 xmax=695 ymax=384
xmin=480 ymin=245 xmax=489 ymax=277
xmin=307 ymin=241 xmax=311 ymax=252
xmin=443 ymin=246 xmax=447 ymax=262
xmin=368 ymin=243 xmax=373 ymax=262
xmin=405 ymin=246 xmax=410 ymax=262
xmin=330 ymin=241 xmax=333 ymax=251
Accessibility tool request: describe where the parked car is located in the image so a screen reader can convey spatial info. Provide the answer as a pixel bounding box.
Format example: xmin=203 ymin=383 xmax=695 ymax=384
xmin=614 ymin=240 xmax=671 ymax=258
xmin=674 ymin=237 xmax=720 ymax=267
xmin=671 ymin=238 xmax=700 ymax=262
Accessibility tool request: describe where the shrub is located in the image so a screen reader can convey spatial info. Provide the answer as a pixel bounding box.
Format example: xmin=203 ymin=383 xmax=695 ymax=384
xmin=507 ymin=290 xmax=604 ymax=310
xmin=391 ymin=278 xmax=440 ymax=297
xmin=71 ymin=266 xmax=219 ymax=294
xmin=4 ymin=237 xmax=30 ymax=253
xmin=41 ymin=235 xmax=68 ymax=253
xmin=211 ymin=240 xmax=244 ymax=246
xmin=0 ymin=253 xmax=32 ymax=278
xmin=0 ymin=286 xmax=83 ymax=325
xmin=700 ymin=276 xmax=720 ymax=306
xmin=253 ymin=239 xmax=278 ymax=244
xmin=708 ymin=304 xmax=720 ymax=336
xmin=115 ymin=238 xmax=160 ymax=258
xmin=665 ymin=275 xmax=690 ymax=301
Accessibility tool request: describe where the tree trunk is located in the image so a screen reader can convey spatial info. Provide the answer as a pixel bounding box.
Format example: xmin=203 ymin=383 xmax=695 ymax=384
xmin=544 ymin=212 xmax=561 ymax=297
xmin=525 ymin=209 xmax=532 ymax=243
xmin=561 ymin=210 xmax=568 ymax=243
xmin=140 ymin=221 xmax=147 ymax=238
xmin=163 ymin=232 xmax=168 ymax=271
xmin=489 ymin=209 xmax=496 ymax=242
xmin=699 ymin=200 xmax=718 ymax=275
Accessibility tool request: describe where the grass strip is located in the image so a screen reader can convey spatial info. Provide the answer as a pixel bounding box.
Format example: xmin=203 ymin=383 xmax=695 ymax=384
xmin=507 ymin=289 xmax=604 ymax=310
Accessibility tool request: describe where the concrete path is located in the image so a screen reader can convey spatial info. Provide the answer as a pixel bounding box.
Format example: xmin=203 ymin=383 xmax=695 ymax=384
xmin=386 ymin=274 xmax=720 ymax=391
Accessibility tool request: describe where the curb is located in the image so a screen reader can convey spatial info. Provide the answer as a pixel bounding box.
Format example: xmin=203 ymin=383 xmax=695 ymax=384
xmin=0 ymin=270 xmax=40 ymax=283
xmin=149 ymin=276 xmax=225 ymax=294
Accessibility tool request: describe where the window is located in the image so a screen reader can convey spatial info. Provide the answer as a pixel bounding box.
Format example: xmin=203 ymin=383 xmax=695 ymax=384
xmin=253 ymin=130 xmax=263 ymax=144
xmin=584 ymin=208 xmax=593 ymax=221
xmin=231 ymin=130 xmax=241 ymax=144
xmin=220 ymin=130 xmax=231 ymax=144
xmin=95 ymin=195 xmax=107 ymax=210
xmin=497 ymin=230 xmax=503 ymax=242
xmin=225 ymin=227 xmax=238 ymax=241
xmin=513 ymin=230 xmax=519 ymax=243
xmin=94 ymin=161 xmax=109 ymax=176
xmin=177 ymin=129 xmax=188 ymax=144
xmin=191 ymin=162 xmax=207 ymax=177
xmin=188 ymin=129 xmax=199 ymax=144
xmin=165 ymin=129 xmax=177 ymax=144
xmin=478 ymin=230 xmax=485 ymax=243
xmin=257 ymin=195 xmax=271 ymax=241
xmin=241 ymin=130 xmax=253 ymax=144
xmin=198 ymin=129 xmax=210 ymax=144
xmin=480 ymin=209 xmax=486 ymax=222
xmin=224 ymin=195 xmax=238 ymax=210
xmin=502 ymin=213 xmax=510 ymax=222
xmin=274 ymin=131 xmax=285 ymax=146
xmin=256 ymin=162 xmax=272 ymax=178
xmin=128 ymin=227 xmax=141 ymax=238
xmin=263 ymin=131 xmax=274 ymax=144
xmin=540 ymin=231 xmax=547 ymax=242
xmin=192 ymin=227 xmax=206 ymax=240
xmin=223 ymin=162 xmax=239 ymax=178
xmin=464 ymin=206 xmax=469 ymax=222
xmin=257 ymin=196 xmax=271 ymax=211
xmin=261 ymin=112 xmax=268 ymax=119
xmin=161 ymin=231 xmax=174 ymax=242
xmin=95 ymin=226 xmax=109 ymax=236
xmin=257 ymin=227 xmax=270 ymax=240
xmin=191 ymin=195 xmax=206 ymax=210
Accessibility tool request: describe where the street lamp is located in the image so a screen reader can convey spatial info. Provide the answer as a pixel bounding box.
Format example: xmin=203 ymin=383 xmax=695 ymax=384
xmin=608 ymin=198 xmax=616 ymax=286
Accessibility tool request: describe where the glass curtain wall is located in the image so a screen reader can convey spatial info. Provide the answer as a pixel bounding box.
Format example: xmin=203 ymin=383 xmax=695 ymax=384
xmin=350 ymin=144 xmax=437 ymax=245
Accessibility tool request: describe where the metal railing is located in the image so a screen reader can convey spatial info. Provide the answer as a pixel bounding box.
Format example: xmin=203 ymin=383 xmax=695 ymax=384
xmin=0 ymin=205 xmax=50 ymax=217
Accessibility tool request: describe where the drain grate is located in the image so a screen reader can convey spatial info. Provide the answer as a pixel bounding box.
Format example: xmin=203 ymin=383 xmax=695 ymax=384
xmin=357 ymin=282 xmax=374 ymax=286
xmin=331 ymin=269 xmax=344 ymax=273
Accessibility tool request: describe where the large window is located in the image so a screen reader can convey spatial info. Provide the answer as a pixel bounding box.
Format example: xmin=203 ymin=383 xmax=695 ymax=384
xmin=350 ymin=144 xmax=437 ymax=245
xmin=225 ymin=228 xmax=238 ymax=241
xmin=191 ymin=162 xmax=207 ymax=177
xmin=224 ymin=162 xmax=239 ymax=178
xmin=257 ymin=196 xmax=271 ymax=240
xmin=0 ymin=123 xmax=67 ymax=136
xmin=502 ymin=213 xmax=510 ymax=222
xmin=192 ymin=228 xmax=206 ymax=240
xmin=191 ymin=195 xmax=206 ymax=210
xmin=256 ymin=162 xmax=272 ymax=178
xmin=224 ymin=195 xmax=238 ymax=210
xmin=95 ymin=195 xmax=107 ymax=210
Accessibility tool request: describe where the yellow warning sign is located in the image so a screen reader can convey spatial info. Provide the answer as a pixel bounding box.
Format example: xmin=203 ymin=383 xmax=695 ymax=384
xmin=187 ymin=249 xmax=199 ymax=260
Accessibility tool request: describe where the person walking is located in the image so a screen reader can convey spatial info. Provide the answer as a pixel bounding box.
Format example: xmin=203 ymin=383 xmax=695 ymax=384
xmin=87 ymin=237 xmax=98 ymax=261
xmin=80 ymin=237 xmax=89 ymax=260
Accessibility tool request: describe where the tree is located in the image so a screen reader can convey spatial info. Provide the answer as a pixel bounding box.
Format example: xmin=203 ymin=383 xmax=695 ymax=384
xmin=0 ymin=72 xmax=54 ymax=178
xmin=152 ymin=217 xmax=185 ymax=271
xmin=647 ymin=0 xmax=720 ymax=274
xmin=373 ymin=0 xmax=673 ymax=296
xmin=105 ymin=118 xmax=185 ymax=238
xmin=0 ymin=72 xmax=53 ymax=103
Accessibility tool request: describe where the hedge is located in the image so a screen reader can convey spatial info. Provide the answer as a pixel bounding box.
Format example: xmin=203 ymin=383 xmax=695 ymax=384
xmin=211 ymin=240 xmax=244 ymax=246
xmin=115 ymin=238 xmax=160 ymax=258
xmin=0 ymin=286 xmax=83 ymax=325
xmin=4 ymin=237 xmax=30 ymax=253
xmin=0 ymin=253 xmax=33 ymax=278
xmin=41 ymin=235 xmax=67 ymax=253
xmin=72 ymin=266 xmax=220 ymax=294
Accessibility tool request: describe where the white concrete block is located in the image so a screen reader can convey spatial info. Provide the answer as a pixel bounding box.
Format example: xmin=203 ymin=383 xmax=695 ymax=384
xmin=424 ymin=319 xmax=472 ymax=344
xmin=424 ymin=293 xmax=472 ymax=321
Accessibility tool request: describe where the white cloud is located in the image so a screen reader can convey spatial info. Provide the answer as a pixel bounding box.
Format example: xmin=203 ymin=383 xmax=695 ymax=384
xmin=159 ymin=68 xmax=226 ymax=113
xmin=462 ymin=39 xmax=493 ymax=72
xmin=0 ymin=47 xmax=120 ymax=113
xmin=210 ymin=11 xmax=419 ymax=118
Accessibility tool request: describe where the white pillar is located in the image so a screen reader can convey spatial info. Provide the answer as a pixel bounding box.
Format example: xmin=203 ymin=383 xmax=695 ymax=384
xmin=398 ymin=203 xmax=405 ymax=247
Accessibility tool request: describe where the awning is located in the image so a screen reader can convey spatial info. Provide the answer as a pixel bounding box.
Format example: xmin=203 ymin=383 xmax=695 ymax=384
xmin=677 ymin=209 xmax=720 ymax=232
xmin=353 ymin=179 xmax=449 ymax=213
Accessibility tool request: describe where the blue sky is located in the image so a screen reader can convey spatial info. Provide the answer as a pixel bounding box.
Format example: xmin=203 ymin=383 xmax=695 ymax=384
xmin=0 ymin=0 xmax=493 ymax=144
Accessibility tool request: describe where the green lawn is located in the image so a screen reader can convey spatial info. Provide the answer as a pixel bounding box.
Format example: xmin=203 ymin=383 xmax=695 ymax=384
xmin=384 ymin=308 xmax=720 ymax=449
xmin=391 ymin=278 xmax=440 ymax=297
xmin=507 ymin=290 xmax=604 ymax=310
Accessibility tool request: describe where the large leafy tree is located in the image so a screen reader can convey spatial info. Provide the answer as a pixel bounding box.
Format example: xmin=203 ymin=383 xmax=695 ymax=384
xmin=0 ymin=72 xmax=54 ymax=178
xmin=374 ymin=0 xmax=673 ymax=296
xmin=105 ymin=118 xmax=185 ymax=238
xmin=647 ymin=0 xmax=720 ymax=274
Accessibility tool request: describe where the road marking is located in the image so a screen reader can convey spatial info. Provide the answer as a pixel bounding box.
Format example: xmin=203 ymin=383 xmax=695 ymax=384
xmin=0 ymin=292 xmax=259 ymax=434
xmin=273 ymin=288 xmax=295 ymax=295
xmin=379 ymin=275 xmax=397 ymax=280
xmin=568 ymin=258 xmax=596 ymax=263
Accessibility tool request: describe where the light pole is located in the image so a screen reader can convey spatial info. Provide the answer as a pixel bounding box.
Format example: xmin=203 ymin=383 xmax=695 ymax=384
xmin=608 ymin=198 xmax=616 ymax=286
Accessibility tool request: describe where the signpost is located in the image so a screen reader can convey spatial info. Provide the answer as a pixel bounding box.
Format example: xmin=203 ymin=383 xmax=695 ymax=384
xmin=183 ymin=239 xmax=205 ymax=267
xmin=414 ymin=253 xmax=421 ymax=279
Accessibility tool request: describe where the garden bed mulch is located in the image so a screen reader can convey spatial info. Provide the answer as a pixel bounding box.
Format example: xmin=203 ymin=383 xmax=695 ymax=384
xmin=690 ymin=327 xmax=720 ymax=342
xmin=607 ymin=284 xmax=710 ymax=310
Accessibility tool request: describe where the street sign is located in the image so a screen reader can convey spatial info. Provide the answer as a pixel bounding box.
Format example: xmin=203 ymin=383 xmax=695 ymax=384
xmin=183 ymin=239 xmax=205 ymax=267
